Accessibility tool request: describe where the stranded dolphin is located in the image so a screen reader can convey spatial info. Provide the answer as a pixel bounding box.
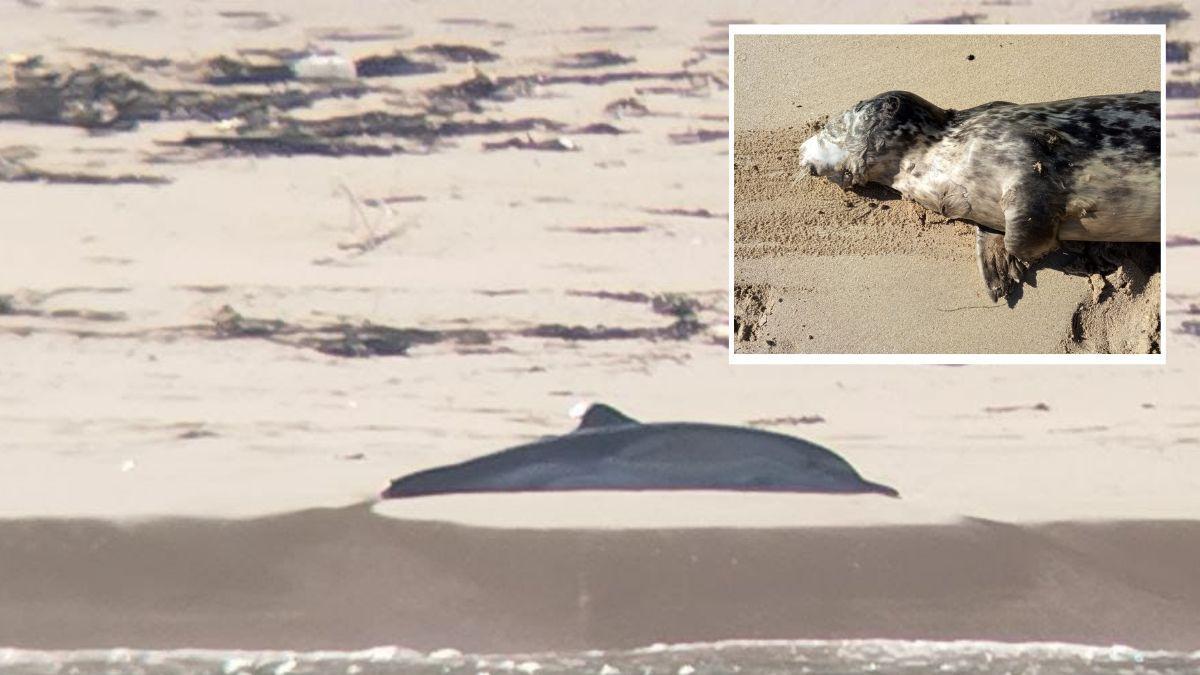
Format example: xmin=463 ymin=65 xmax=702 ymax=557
xmin=381 ymin=404 xmax=898 ymax=498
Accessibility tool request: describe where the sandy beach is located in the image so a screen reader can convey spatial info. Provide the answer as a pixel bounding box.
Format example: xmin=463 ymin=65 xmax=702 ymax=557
xmin=2 ymin=0 xmax=1200 ymax=657
xmin=733 ymin=33 xmax=1165 ymax=354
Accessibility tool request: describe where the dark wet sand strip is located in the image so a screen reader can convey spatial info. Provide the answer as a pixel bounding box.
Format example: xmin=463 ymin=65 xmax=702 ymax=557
xmin=1 ymin=505 xmax=1198 ymax=652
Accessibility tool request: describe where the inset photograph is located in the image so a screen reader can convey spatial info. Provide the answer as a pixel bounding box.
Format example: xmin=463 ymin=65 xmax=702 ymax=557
xmin=731 ymin=27 xmax=1164 ymax=361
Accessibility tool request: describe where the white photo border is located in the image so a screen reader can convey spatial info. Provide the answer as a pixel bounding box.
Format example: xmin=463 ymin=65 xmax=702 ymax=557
xmin=726 ymin=24 xmax=1168 ymax=366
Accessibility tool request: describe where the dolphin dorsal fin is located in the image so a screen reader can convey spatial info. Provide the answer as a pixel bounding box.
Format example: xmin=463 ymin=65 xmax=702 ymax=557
xmin=575 ymin=403 xmax=639 ymax=430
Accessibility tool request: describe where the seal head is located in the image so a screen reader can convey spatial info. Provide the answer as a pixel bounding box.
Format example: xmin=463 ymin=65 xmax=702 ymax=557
xmin=799 ymin=91 xmax=951 ymax=187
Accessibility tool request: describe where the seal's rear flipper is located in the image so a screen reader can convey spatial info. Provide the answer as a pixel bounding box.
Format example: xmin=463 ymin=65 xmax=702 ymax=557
xmin=575 ymin=403 xmax=639 ymax=430
xmin=976 ymin=227 xmax=1028 ymax=302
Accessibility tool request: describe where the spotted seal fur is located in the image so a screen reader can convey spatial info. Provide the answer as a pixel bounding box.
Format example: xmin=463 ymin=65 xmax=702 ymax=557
xmin=799 ymin=91 xmax=1161 ymax=301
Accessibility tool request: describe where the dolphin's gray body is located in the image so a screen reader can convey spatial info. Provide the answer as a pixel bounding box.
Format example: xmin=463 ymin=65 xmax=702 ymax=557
xmin=382 ymin=404 xmax=898 ymax=498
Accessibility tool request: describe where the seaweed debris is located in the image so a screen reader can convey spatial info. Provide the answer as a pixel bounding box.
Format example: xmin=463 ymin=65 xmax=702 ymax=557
xmin=354 ymin=51 xmax=439 ymax=78
xmin=415 ymin=44 xmax=500 ymax=63
xmin=483 ymin=135 xmax=578 ymax=152
xmin=555 ymin=50 xmax=635 ymax=69
xmin=1 ymin=61 xmax=368 ymax=130
xmin=1093 ymin=3 xmax=1190 ymax=24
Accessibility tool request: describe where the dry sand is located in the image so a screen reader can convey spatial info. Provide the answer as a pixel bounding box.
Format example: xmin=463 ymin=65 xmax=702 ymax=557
xmin=733 ymin=34 xmax=1164 ymax=354
xmin=1 ymin=0 xmax=1200 ymax=653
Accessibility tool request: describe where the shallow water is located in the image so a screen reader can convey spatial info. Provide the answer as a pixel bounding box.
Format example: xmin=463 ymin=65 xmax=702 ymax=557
xmin=2 ymin=641 xmax=1198 ymax=675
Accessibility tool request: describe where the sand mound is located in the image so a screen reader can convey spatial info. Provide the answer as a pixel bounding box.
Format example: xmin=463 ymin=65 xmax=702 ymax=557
xmin=1063 ymin=247 xmax=1162 ymax=354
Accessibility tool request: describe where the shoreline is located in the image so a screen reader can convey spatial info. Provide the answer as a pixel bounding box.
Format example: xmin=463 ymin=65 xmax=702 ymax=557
xmin=0 ymin=640 xmax=1190 ymax=670
xmin=3 ymin=504 xmax=1199 ymax=652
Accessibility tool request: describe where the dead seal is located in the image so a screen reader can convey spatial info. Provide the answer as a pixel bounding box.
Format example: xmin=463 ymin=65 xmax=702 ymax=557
xmin=799 ymin=90 xmax=1161 ymax=300
xmin=382 ymin=403 xmax=898 ymax=498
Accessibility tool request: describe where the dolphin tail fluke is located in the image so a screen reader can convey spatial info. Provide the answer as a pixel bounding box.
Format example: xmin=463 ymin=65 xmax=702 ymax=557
xmin=863 ymin=480 xmax=900 ymax=498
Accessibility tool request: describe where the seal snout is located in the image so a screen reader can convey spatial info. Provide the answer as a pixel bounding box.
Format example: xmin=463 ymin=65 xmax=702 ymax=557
xmin=798 ymin=134 xmax=848 ymax=180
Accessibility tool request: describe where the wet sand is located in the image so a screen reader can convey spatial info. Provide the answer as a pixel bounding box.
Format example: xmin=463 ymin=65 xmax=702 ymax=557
xmin=733 ymin=34 xmax=1164 ymax=354
xmin=3 ymin=504 xmax=1200 ymax=652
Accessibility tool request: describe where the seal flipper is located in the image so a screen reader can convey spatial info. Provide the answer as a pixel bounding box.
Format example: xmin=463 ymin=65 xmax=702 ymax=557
xmin=576 ymin=403 xmax=639 ymax=430
xmin=976 ymin=226 xmax=1028 ymax=302
xmin=1002 ymin=192 xmax=1060 ymax=262
xmin=999 ymin=142 xmax=1063 ymax=264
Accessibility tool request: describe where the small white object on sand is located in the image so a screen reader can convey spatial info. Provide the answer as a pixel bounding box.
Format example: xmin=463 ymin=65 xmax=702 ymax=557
xmin=291 ymin=52 xmax=357 ymax=81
